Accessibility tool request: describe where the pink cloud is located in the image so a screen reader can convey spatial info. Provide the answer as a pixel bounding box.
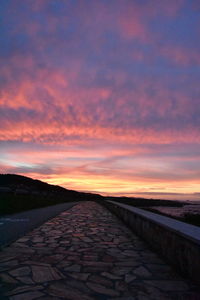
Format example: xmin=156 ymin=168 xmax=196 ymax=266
xmin=117 ymin=8 xmax=147 ymax=41
xmin=115 ymin=0 xmax=185 ymax=42
xmin=0 ymin=56 xmax=199 ymax=145
xmin=159 ymin=45 xmax=200 ymax=66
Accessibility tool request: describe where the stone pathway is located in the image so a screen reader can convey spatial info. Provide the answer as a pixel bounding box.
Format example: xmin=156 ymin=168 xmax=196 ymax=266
xmin=0 ymin=201 xmax=199 ymax=300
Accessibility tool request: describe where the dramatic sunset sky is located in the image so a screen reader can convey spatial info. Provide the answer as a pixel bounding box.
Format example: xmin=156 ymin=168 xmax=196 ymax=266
xmin=0 ymin=0 xmax=200 ymax=200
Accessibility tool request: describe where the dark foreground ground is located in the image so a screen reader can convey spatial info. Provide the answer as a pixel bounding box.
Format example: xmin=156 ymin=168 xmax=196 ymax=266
xmin=0 ymin=201 xmax=199 ymax=299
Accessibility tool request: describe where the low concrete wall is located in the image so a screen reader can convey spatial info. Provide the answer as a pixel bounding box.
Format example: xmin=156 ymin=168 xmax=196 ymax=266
xmin=102 ymin=200 xmax=200 ymax=285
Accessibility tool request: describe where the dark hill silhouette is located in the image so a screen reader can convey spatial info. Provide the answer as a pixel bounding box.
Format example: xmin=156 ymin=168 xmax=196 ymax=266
xmin=0 ymin=174 xmax=101 ymax=199
xmin=0 ymin=174 xmax=184 ymax=215
xmin=0 ymin=174 xmax=102 ymax=215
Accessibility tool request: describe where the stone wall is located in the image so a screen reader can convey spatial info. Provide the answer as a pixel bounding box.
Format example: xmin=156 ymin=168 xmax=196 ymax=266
xmin=102 ymin=200 xmax=200 ymax=285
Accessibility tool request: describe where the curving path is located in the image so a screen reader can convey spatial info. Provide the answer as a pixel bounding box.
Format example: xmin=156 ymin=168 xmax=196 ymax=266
xmin=0 ymin=201 xmax=199 ymax=299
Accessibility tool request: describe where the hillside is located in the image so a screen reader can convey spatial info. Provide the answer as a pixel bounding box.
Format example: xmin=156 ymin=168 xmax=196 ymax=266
xmin=0 ymin=174 xmax=101 ymax=198
xmin=0 ymin=174 xmax=186 ymax=215
xmin=0 ymin=174 xmax=102 ymax=215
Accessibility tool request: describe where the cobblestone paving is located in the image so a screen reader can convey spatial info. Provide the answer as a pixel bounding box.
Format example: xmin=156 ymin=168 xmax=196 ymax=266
xmin=0 ymin=201 xmax=199 ymax=300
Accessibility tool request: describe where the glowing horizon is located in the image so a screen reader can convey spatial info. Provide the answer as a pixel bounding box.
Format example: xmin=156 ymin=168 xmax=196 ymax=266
xmin=0 ymin=0 xmax=200 ymax=201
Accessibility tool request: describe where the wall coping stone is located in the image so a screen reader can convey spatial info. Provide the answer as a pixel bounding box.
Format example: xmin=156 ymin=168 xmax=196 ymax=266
xmin=108 ymin=200 xmax=200 ymax=245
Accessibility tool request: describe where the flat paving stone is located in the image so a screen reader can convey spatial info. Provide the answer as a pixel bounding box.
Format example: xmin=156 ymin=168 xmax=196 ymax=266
xmin=31 ymin=265 xmax=63 ymax=282
xmin=0 ymin=201 xmax=199 ymax=299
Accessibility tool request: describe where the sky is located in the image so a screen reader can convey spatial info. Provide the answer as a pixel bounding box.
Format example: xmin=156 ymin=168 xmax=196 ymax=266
xmin=0 ymin=0 xmax=200 ymax=201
